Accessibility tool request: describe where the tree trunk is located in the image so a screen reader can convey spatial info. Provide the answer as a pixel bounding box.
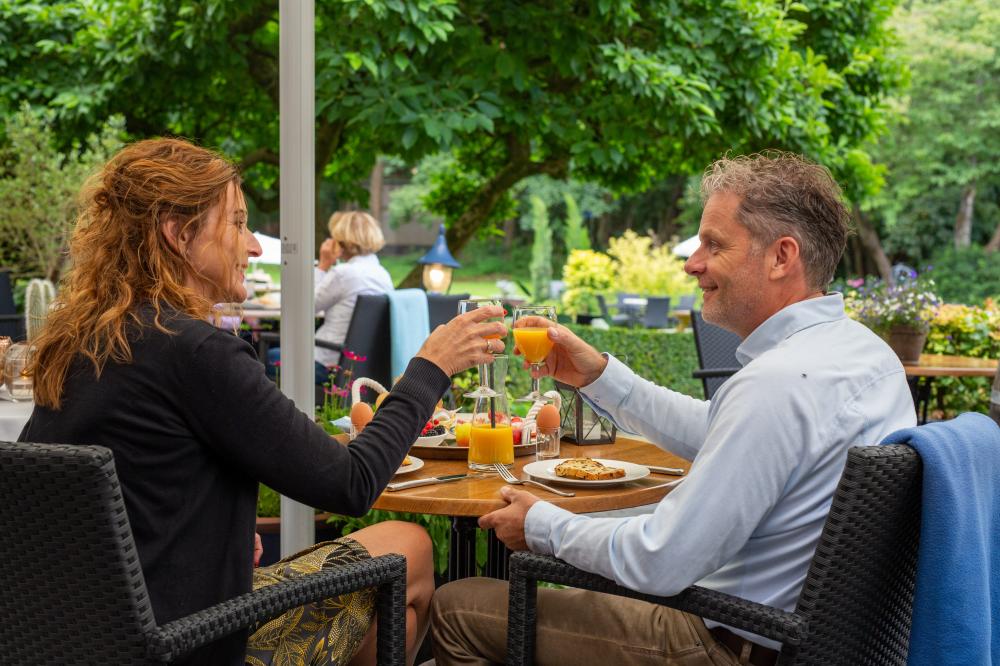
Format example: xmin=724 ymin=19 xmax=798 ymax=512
xmin=985 ymin=218 xmax=1000 ymax=252
xmin=502 ymin=216 xmax=517 ymax=253
xmin=369 ymin=158 xmax=385 ymax=219
xmin=396 ymin=138 xmax=567 ymax=288
xmin=655 ymin=176 xmax=687 ymax=244
xmin=853 ymin=205 xmax=892 ymax=281
xmin=954 ymin=182 xmax=976 ymax=249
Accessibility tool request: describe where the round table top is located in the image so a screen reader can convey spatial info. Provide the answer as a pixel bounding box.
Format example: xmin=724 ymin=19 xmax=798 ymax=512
xmin=903 ymin=353 xmax=997 ymax=378
xmin=372 ymin=435 xmax=690 ymax=517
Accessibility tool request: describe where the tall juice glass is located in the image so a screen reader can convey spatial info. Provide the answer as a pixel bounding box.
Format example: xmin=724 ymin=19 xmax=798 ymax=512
xmin=513 ymin=305 xmax=557 ymax=402
xmin=468 ymin=355 xmax=515 ymax=472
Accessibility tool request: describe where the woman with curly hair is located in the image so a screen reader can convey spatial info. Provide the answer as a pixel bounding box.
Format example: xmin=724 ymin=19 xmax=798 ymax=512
xmin=20 ymin=138 xmax=506 ymax=666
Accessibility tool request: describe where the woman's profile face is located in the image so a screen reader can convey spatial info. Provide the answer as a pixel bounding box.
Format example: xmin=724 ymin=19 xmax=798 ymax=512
xmin=185 ymin=182 xmax=262 ymax=303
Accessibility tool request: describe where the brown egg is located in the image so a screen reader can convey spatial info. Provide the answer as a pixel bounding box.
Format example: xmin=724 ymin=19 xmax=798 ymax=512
xmin=536 ymin=404 xmax=560 ymax=430
xmin=350 ymin=401 xmax=374 ymax=430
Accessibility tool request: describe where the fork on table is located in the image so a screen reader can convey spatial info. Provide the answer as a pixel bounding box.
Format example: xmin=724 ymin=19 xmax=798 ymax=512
xmin=493 ymin=462 xmax=575 ymax=497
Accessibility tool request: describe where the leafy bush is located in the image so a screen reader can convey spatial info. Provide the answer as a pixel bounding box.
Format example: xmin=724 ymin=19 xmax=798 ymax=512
xmin=927 ymin=245 xmax=1000 ymax=305
xmin=0 ymin=104 xmax=124 ymax=281
xmin=563 ymin=193 xmax=591 ymax=252
xmin=607 ymin=230 xmax=697 ymax=300
xmin=924 ymin=301 xmax=1000 ymax=418
xmin=560 ymin=249 xmax=614 ymax=317
xmin=843 ymin=272 xmax=941 ymax=335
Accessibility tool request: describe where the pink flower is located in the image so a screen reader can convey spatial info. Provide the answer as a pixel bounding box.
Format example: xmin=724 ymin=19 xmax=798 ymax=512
xmin=323 ymin=387 xmax=336 ymax=396
xmin=343 ymin=351 xmax=357 ymax=361
xmin=272 ymin=361 xmax=282 ymax=367
xmin=847 ymin=278 xmax=864 ymax=288
xmin=356 ymin=355 xmax=367 ymax=362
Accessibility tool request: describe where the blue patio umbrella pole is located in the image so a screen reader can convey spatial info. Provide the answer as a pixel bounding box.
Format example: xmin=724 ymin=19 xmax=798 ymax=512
xmin=418 ymin=224 xmax=461 ymax=294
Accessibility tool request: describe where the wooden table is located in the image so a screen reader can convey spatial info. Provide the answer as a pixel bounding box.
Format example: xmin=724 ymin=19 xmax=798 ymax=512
xmin=902 ymin=353 xmax=997 ymax=423
xmin=373 ymin=435 xmax=690 ymax=580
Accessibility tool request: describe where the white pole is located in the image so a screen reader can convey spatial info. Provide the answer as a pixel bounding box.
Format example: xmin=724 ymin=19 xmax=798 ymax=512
xmin=278 ymin=0 xmax=315 ymax=556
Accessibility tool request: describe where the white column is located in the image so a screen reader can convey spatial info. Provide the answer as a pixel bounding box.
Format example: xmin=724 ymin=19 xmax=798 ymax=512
xmin=278 ymin=0 xmax=315 ymax=556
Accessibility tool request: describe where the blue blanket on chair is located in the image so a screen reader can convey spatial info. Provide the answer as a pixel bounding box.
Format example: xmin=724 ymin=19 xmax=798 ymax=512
xmin=881 ymin=412 xmax=1000 ymax=666
xmin=388 ymin=289 xmax=429 ymax=380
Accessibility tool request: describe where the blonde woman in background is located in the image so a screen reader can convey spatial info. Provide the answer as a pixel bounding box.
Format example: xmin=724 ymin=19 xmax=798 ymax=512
xmin=266 ymin=211 xmax=393 ymax=384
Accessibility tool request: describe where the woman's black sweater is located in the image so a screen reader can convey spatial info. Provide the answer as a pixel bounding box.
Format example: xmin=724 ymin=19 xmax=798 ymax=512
xmin=20 ymin=308 xmax=449 ymax=665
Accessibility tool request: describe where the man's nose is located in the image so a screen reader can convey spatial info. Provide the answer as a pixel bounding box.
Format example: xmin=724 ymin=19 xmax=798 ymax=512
xmin=684 ymin=248 xmax=703 ymax=275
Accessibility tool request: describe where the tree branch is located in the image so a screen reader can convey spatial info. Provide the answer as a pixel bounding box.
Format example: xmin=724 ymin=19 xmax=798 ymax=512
xmin=239 ymin=148 xmax=280 ymax=172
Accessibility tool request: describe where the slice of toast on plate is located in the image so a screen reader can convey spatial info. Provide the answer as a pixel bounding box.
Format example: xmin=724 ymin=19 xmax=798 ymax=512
xmin=554 ymin=458 xmax=625 ymax=480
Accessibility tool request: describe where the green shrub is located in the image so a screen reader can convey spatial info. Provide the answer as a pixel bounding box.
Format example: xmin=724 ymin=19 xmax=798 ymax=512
xmin=924 ymin=302 xmax=1000 ymax=418
xmin=568 ymin=326 xmax=702 ymax=399
xmin=561 ymin=249 xmax=614 ymax=316
xmin=529 ymin=195 xmax=553 ymax=302
xmin=927 ymin=246 xmax=1000 ymax=305
xmin=607 ymin=230 xmax=697 ymax=300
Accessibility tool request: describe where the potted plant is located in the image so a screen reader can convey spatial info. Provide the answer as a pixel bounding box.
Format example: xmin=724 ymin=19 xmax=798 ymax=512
xmin=844 ymin=272 xmax=941 ymax=363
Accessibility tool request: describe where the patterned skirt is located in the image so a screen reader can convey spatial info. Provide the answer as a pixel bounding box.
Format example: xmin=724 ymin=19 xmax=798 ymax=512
xmin=245 ymin=537 xmax=376 ymax=666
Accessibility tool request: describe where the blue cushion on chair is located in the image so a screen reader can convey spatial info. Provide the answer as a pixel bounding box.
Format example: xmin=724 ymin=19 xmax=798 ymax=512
xmin=388 ymin=289 xmax=430 ymax=380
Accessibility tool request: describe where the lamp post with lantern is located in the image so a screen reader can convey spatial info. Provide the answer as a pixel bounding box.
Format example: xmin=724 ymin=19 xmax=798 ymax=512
xmin=418 ymin=224 xmax=461 ymax=293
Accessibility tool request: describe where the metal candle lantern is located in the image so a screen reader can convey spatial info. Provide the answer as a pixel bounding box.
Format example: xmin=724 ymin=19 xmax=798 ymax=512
xmin=554 ymin=381 xmax=617 ymax=444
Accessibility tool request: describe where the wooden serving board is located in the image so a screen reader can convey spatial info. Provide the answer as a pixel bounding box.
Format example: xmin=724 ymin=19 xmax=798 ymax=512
xmin=410 ymin=441 xmax=537 ymax=460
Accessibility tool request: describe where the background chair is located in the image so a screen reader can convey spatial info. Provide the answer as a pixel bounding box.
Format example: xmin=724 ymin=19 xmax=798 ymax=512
xmin=0 ymin=270 xmax=25 ymax=340
xmin=507 ymin=444 xmax=922 ymax=666
xmin=641 ymin=296 xmax=671 ymax=329
xmin=596 ymin=294 xmax=630 ymax=327
xmin=426 ymin=292 xmax=470 ymax=330
xmin=0 ymin=440 xmax=407 ymax=665
xmin=690 ymin=310 xmax=742 ymax=399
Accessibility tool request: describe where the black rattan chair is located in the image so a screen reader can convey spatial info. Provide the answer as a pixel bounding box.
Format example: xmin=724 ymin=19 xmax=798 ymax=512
xmin=507 ymin=444 xmax=922 ymax=665
xmin=596 ymin=294 xmax=630 ymax=327
xmin=641 ymin=296 xmax=672 ymax=329
xmin=0 ymin=270 xmax=25 ymax=340
xmin=0 ymin=440 xmax=407 ymax=665
xmin=427 ymin=292 xmax=470 ymax=330
xmin=690 ymin=310 xmax=742 ymax=399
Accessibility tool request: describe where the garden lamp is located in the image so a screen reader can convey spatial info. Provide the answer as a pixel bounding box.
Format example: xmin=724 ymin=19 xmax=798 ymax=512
xmin=418 ymin=224 xmax=461 ymax=293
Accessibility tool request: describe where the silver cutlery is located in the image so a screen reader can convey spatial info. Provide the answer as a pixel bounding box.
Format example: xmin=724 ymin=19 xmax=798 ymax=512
xmin=647 ymin=465 xmax=686 ymax=476
xmin=493 ymin=462 xmax=575 ymax=497
xmin=386 ymin=473 xmax=468 ymax=491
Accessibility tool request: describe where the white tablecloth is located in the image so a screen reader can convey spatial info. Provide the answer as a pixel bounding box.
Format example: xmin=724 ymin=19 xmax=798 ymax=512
xmin=0 ymin=398 xmax=33 ymax=441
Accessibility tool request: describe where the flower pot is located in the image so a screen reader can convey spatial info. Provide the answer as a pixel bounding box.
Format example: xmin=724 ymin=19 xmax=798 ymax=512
xmin=886 ymin=325 xmax=928 ymax=364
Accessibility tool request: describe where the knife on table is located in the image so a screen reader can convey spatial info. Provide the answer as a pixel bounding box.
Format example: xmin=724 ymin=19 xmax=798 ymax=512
xmin=646 ymin=465 xmax=686 ymax=476
xmin=387 ymin=473 xmax=468 ymax=491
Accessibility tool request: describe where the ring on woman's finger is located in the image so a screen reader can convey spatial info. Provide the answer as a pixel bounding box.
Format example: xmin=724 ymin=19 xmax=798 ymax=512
xmin=484 ymin=339 xmax=492 ymax=354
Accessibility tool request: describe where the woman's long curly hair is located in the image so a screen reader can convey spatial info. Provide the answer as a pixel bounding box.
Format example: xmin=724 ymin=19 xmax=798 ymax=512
xmin=29 ymin=138 xmax=241 ymax=409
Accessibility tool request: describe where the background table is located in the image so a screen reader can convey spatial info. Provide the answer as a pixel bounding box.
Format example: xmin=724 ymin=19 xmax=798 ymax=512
xmin=902 ymin=353 xmax=997 ymax=423
xmin=0 ymin=399 xmax=33 ymax=441
xmin=373 ymin=435 xmax=690 ymax=580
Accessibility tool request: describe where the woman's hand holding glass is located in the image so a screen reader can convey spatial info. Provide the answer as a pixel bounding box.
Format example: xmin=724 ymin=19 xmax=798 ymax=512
xmin=416 ymin=304 xmax=506 ymax=377
xmin=457 ymin=298 xmax=505 ymax=398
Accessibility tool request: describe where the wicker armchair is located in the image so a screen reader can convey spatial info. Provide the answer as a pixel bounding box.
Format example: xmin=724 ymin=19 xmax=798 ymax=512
xmin=0 ymin=441 xmax=407 ymax=665
xmin=690 ymin=310 xmax=742 ymax=399
xmin=507 ymin=445 xmax=922 ymax=665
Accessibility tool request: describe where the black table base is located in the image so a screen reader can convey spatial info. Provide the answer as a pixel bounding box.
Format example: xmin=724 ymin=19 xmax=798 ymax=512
xmin=447 ymin=516 xmax=511 ymax=581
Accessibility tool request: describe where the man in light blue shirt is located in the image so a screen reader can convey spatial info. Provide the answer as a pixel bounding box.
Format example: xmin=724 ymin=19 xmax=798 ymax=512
xmin=431 ymin=153 xmax=916 ymax=666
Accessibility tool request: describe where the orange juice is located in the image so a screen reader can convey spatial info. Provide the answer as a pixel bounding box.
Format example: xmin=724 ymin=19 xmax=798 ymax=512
xmin=469 ymin=425 xmax=514 ymax=465
xmin=514 ymin=327 xmax=554 ymax=364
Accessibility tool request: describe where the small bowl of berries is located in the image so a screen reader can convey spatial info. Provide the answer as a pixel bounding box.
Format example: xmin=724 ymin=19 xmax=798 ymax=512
xmin=415 ymin=417 xmax=448 ymax=447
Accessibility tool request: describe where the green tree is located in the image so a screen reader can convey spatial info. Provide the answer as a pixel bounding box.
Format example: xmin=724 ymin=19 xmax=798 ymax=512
xmin=0 ymin=104 xmax=124 ymax=282
xmin=528 ymin=196 xmax=553 ymax=302
xmin=0 ymin=0 xmax=905 ymax=279
xmin=563 ymin=193 xmax=591 ymax=253
xmin=872 ymin=0 xmax=1000 ymax=258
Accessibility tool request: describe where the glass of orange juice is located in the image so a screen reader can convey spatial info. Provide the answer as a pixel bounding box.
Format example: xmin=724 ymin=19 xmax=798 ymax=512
xmin=468 ymin=355 xmax=515 ymax=472
xmin=513 ymin=305 xmax=557 ymax=402
xmin=458 ymin=298 xmax=505 ymax=399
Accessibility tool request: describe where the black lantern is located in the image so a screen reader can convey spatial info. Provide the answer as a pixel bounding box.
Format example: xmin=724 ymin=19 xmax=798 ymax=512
xmin=554 ymin=381 xmax=617 ymax=444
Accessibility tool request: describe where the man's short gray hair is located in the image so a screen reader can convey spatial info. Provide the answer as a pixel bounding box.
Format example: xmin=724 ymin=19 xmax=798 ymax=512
xmin=701 ymin=151 xmax=851 ymax=290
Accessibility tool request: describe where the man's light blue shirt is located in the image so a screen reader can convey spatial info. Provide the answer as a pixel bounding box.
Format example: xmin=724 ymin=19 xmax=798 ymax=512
xmin=524 ymin=294 xmax=916 ymax=648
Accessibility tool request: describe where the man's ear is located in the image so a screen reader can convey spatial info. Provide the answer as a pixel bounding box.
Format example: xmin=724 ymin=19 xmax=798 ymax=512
xmin=161 ymin=218 xmax=191 ymax=255
xmin=768 ymin=236 xmax=801 ymax=280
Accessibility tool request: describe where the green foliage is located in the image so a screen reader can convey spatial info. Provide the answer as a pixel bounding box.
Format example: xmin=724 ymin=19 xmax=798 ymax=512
xmin=528 ymin=196 xmax=553 ymax=302
xmin=0 ymin=104 xmax=124 ymax=281
xmin=0 ymin=0 xmax=905 ymax=259
xmin=927 ymin=246 xmax=1000 ymax=305
xmin=870 ymin=0 xmax=1000 ymax=261
xmin=606 ymin=230 xmax=697 ymax=300
xmin=560 ymin=250 xmax=615 ymax=317
xmin=924 ymin=302 xmax=1000 ymax=418
xmin=563 ymin=193 xmax=591 ymax=253
xmin=568 ymin=326 xmax=702 ymax=399
xmin=257 ymin=484 xmax=282 ymax=518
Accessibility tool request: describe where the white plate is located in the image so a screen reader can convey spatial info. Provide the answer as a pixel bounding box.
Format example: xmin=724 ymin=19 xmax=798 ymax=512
xmin=414 ymin=432 xmax=447 ymax=447
xmin=522 ymin=458 xmax=650 ymax=487
xmin=395 ymin=456 xmax=424 ymax=476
